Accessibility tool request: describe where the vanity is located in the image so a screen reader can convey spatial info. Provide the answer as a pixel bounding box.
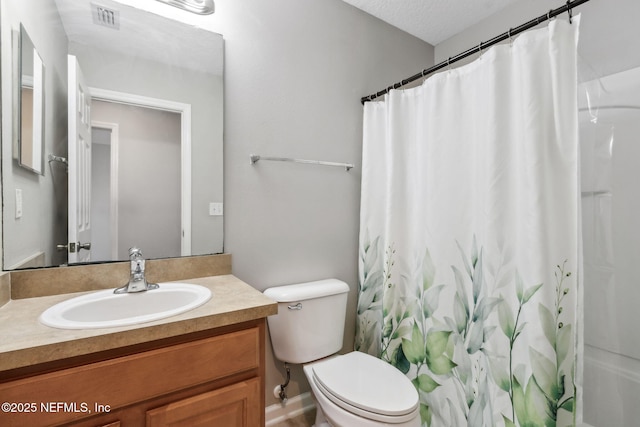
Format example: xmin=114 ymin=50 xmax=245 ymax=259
xmin=0 ymin=255 xmax=277 ymax=427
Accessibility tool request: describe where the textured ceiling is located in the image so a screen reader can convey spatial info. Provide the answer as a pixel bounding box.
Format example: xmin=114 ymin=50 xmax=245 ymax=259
xmin=341 ymin=0 xmax=524 ymax=45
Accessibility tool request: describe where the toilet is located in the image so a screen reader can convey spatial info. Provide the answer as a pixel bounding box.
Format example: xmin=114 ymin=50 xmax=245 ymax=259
xmin=264 ymin=279 xmax=420 ymax=427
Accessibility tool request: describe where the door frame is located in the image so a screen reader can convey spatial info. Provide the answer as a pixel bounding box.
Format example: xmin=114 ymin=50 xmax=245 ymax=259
xmin=90 ymin=88 xmax=192 ymax=256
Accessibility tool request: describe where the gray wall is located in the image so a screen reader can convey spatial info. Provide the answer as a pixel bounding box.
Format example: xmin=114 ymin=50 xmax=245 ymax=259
xmin=435 ymin=0 xmax=640 ymax=81
xmin=1 ymin=0 xmax=69 ymax=269
xmin=91 ymin=101 xmax=182 ymax=260
xmin=90 ymin=133 xmax=111 ymax=262
xmin=213 ymin=0 xmax=434 ymax=405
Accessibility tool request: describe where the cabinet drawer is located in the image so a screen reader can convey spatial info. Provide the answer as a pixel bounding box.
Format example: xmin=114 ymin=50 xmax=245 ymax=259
xmin=0 ymin=327 xmax=259 ymax=426
xmin=146 ymin=377 xmax=261 ymax=427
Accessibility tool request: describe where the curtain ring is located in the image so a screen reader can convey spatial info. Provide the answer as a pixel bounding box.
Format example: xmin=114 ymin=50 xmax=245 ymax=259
xmin=447 ymin=57 xmax=452 ymax=71
xmin=508 ymin=28 xmax=513 ymax=46
xmin=478 ymin=41 xmax=483 ymax=56
xmin=566 ymin=0 xmax=573 ymax=23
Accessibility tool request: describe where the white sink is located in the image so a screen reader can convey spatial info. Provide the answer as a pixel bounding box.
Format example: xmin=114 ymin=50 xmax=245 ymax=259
xmin=39 ymin=282 xmax=212 ymax=330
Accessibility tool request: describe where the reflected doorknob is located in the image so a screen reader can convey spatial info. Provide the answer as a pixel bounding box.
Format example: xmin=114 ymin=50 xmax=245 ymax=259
xmin=68 ymin=242 xmax=91 ymax=253
xmin=77 ymin=242 xmax=92 ymax=251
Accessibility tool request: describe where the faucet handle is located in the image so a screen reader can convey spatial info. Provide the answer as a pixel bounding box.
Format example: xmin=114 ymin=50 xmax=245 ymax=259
xmin=129 ymin=247 xmax=143 ymax=259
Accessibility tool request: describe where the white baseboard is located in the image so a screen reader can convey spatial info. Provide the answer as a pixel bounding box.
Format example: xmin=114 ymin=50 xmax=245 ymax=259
xmin=265 ymin=392 xmax=315 ymax=427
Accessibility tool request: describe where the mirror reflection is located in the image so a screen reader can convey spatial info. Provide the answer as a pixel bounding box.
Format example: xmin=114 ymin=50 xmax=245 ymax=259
xmin=17 ymin=23 xmax=45 ymax=175
xmin=1 ymin=0 xmax=224 ymax=270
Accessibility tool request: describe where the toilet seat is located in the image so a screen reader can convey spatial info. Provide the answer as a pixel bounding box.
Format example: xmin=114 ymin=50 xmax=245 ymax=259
xmin=310 ymin=351 xmax=419 ymax=424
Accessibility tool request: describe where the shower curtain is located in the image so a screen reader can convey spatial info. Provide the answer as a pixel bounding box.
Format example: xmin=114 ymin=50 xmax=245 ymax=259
xmin=356 ymin=18 xmax=581 ymax=427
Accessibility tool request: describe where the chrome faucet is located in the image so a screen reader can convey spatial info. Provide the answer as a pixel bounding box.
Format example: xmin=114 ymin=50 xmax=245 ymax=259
xmin=114 ymin=247 xmax=159 ymax=294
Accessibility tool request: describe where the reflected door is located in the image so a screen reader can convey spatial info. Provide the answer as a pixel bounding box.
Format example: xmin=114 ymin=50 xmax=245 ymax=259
xmin=68 ymin=55 xmax=92 ymax=263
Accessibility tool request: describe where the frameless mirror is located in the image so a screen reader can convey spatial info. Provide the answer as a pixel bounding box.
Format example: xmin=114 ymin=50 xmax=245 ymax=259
xmin=1 ymin=0 xmax=224 ymax=270
xmin=17 ymin=23 xmax=44 ymax=175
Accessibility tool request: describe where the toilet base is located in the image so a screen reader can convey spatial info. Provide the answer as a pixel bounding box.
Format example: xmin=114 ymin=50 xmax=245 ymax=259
xmin=307 ymin=389 xmax=331 ymax=427
xmin=312 ymin=404 xmax=331 ymax=427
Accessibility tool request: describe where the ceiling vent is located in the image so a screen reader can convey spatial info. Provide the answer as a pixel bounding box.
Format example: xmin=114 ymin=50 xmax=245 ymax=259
xmin=91 ymin=3 xmax=120 ymax=29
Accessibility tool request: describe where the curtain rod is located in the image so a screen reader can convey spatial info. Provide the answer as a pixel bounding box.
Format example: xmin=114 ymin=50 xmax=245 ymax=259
xmin=361 ymin=0 xmax=591 ymax=104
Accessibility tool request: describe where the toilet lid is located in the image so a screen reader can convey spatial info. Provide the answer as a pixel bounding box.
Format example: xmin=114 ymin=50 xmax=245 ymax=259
xmin=311 ymin=352 xmax=419 ymax=419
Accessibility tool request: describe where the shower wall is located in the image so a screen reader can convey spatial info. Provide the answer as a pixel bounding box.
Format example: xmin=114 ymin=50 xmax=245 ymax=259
xmin=579 ymin=66 xmax=640 ymax=427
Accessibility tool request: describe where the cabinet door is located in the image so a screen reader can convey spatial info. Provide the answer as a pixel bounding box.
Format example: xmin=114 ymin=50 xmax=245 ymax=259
xmin=146 ymin=378 xmax=260 ymax=427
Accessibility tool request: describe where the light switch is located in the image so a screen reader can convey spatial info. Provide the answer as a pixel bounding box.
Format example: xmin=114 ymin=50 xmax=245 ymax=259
xmin=15 ymin=189 xmax=23 ymax=219
xmin=209 ymin=202 xmax=223 ymax=216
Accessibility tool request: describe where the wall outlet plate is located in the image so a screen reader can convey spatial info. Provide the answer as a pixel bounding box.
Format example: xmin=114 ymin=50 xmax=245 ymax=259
xmin=209 ymin=202 xmax=223 ymax=216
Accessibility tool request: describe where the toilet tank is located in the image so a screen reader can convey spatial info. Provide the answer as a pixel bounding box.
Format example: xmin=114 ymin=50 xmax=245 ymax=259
xmin=263 ymin=279 xmax=350 ymax=364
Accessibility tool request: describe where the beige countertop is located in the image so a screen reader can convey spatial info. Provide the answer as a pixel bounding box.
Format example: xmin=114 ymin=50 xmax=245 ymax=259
xmin=0 ymin=275 xmax=277 ymax=372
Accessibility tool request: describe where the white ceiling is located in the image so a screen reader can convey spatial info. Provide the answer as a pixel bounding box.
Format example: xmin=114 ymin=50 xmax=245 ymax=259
xmin=341 ymin=0 xmax=525 ymax=45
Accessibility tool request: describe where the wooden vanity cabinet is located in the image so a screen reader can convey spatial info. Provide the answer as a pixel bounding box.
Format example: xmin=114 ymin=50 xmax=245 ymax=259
xmin=146 ymin=378 xmax=261 ymax=426
xmin=0 ymin=320 xmax=266 ymax=427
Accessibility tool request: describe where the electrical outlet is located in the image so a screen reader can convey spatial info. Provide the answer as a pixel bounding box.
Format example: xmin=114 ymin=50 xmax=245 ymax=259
xmin=209 ymin=202 xmax=223 ymax=216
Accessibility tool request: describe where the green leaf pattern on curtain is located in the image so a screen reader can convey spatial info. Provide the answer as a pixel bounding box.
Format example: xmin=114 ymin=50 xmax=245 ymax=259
xmin=355 ymin=235 xmax=576 ymax=427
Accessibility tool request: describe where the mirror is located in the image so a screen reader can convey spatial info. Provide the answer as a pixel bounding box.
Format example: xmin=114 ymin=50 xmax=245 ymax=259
xmin=17 ymin=24 xmax=45 ymax=175
xmin=1 ymin=0 xmax=224 ymax=270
